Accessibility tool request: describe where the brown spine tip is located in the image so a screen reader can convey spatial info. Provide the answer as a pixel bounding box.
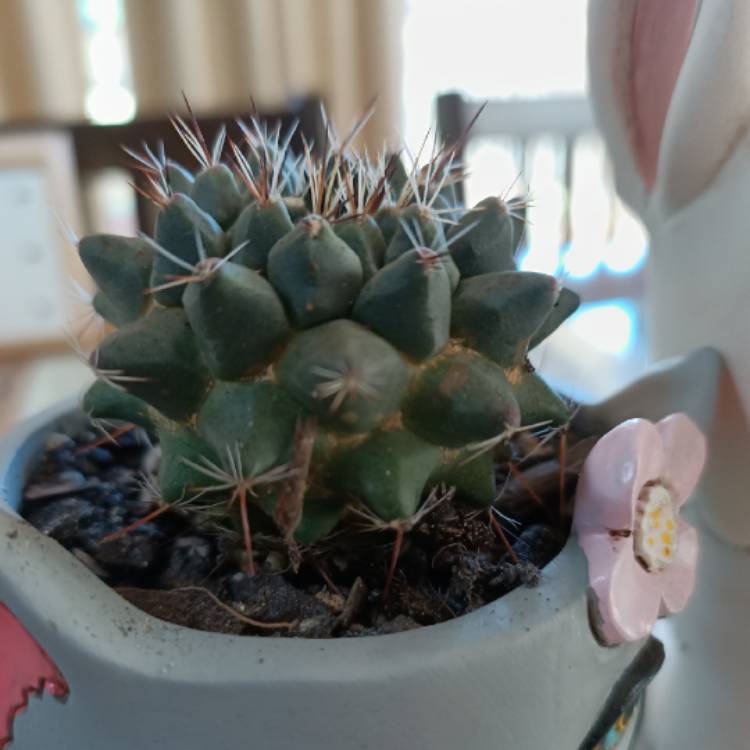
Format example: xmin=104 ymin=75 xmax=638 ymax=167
xmin=302 ymin=217 xmax=323 ymax=237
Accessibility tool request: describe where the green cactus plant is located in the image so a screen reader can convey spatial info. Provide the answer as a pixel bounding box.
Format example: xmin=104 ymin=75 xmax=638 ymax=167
xmin=79 ymin=107 xmax=580 ymax=579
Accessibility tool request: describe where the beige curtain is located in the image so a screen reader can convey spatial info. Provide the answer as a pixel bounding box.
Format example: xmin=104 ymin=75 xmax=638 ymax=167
xmin=0 ymin=0 xmax=403 ymax=150
xmin=0 ymin=0 xmax=87 ymax=122
xmin=125 ymin=0 xmax=403 ymax=150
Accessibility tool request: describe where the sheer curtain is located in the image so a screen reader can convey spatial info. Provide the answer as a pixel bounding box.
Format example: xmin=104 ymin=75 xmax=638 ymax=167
xmin=0 ymin=0 xmax=403 ymax=150
xmin=0 ymin=0 xmax=87 ymax=122
xmin=125 ymin=0 xmax=403 ymax=148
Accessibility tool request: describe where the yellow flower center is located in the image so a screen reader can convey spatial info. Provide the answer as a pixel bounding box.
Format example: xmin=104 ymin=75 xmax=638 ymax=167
xmin=634 ymin=483 xmax=678 ymax=572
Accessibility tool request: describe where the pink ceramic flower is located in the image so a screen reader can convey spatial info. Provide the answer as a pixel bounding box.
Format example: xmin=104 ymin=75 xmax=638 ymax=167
xmin=573 ymin=413 xmax=706 ymax=646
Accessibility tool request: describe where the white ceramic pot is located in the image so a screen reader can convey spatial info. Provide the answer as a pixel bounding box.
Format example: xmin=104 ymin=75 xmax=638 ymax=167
xmin=0 ymin=401 xmax=648 ymax=750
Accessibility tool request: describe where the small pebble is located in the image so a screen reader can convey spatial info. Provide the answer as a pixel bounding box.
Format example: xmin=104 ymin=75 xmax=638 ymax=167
xmin=159 ymin=536 xmax=215 ymax=589
xmin=93 ymin=528 xmax=162 ymax=572
xmin=57 ymin=469 xmax=86 ymax=485
xmin=25 ymin=498 xmax=94 ymax=544
xmin=45 ymin=433 xmax=75 ymax=452
xmin=116 ymin=429 xmax=146 ymax=449
xmin=293 ymin=614 xmax=336 ymax=638
xmin=88 ymin=447 xmax=114 ymax=465
xmin=228 ymin=573 xmax=328 ymax=622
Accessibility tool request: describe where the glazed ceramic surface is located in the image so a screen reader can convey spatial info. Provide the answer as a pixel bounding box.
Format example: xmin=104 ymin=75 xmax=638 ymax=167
xmin=588 ymin=0 xmax=750 ymax=547
xmin=0 ymin=402 xmax=646 ymax=750
xmin=589 ymin=2 xmax=750 ymax=747
xmin=577 ymin=347 xmax=750 ymax=749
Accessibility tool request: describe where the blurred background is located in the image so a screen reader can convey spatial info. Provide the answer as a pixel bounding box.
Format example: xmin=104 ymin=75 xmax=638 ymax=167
xmin=0 ymin=0 xmax=648 ymax=432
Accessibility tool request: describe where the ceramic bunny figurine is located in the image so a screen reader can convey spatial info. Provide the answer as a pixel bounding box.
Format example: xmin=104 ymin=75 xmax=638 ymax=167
xmin=589 ymin=0 xmax=750 ymax=546
xmin=588 ymin=1 xmax=750 ymax=747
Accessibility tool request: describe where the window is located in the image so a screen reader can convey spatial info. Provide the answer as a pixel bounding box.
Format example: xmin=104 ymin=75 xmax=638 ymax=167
xmin=77 ymin=0 xmax=135 ymax=125
xmin=402 ymin=0 xmax=649 ymax=400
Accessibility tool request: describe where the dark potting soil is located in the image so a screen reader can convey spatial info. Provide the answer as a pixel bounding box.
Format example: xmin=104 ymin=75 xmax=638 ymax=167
xmin=20 ymin=421 xmax=591 ymax=638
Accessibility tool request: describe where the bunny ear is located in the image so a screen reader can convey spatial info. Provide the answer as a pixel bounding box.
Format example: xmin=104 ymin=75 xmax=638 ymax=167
xmin=657 ymin=0 xmax=750 ymax=215
xmin=588 ymin=0 xmax=699 ymax=216
xmin=626 ymin=0 xmax=700 ymax=194
xmin=588 ymin=0 xmax=650 ymax=215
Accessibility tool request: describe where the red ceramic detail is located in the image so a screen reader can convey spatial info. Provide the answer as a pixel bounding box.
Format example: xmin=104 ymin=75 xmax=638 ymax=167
xmin=0 ymin=603 xmax=69 ymax=749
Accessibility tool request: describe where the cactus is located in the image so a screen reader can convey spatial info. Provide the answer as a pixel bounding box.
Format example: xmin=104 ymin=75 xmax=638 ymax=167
xmin=79 ymin=107 xmax=579 ymax=577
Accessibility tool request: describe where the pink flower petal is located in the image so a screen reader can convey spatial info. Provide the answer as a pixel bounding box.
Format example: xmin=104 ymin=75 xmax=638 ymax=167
xmin=580 ymin=533 xmax=662 ymax=645
xmin=658 ymin=520 xmax=699 ymax=615
xmin=656 ymin=413 xmax=707 ymax=508
xmin=574 ymin=419 xmax=664 ymax=533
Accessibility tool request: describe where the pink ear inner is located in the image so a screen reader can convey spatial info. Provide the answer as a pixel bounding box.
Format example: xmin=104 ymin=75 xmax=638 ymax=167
xmin=0 ymin=603 xmax=69 ymax=749
xmin=629 ymin=0 xmax=699 ymax=190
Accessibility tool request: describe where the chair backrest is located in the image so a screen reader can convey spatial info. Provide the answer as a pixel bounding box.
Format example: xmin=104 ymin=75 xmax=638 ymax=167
xmin=437 ymin=92 xmax=595 ymax=203
xmin=70 ymin=95 xmax=325 ymax=232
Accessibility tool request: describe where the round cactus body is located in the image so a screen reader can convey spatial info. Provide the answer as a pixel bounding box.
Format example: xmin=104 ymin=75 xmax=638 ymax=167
xmin=80 ymin=115 xmax=579 ymax=549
